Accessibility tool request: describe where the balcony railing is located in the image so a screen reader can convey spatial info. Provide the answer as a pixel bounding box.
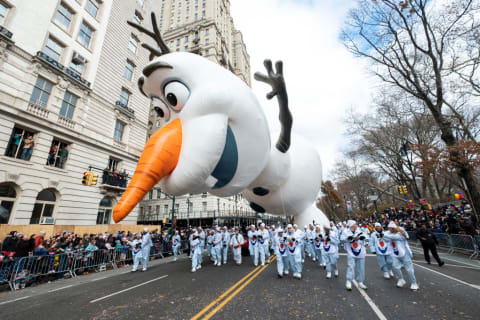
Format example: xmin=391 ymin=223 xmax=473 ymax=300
xmin=27 ymin=101 xmax=50 ymax=119
xmin=0 ymin=25 xmax=13 ymax=41
xmin=35 ymin=51 xmax=91 ymax=90
xmin=57 ymin=115 xmax=75 ymax=129
xmin=115 ymin=100 xmax=135 ymax=117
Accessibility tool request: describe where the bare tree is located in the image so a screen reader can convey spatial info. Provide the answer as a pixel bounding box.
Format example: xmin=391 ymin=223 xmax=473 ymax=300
xmin=342 ymin=0 xmax=480 ymax=215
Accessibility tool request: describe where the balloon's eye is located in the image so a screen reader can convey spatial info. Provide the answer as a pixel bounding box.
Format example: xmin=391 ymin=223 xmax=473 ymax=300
xmin=163 ymin=81 xmax=190 ymax=111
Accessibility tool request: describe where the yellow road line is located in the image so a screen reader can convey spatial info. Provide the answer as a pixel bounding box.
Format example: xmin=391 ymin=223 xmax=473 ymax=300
xmin=190 ymin=263 xmax=263 ymax=320
xmin=202 ymin=256 xmax=276 ymax=320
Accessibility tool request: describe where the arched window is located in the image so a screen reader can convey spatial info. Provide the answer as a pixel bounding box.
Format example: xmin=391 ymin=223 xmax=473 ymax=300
xmin=0 ymin=183 xmax=17 ymax=224
xmin=30 ymin=189 xmax=57 ymax=224
xmin=97 ymin=197 xmax=113 ymax=224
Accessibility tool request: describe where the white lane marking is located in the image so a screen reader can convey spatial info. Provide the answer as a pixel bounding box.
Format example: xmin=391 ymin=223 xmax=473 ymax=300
xmin=89 ymin=275 xmax=168 ymax=303
xmin=352 ymin=280 xmax=388 ymax=320
xmin=90 ymin=276 xmax=108 ymax=282
xmin=410 ymin=247 xmax=480 ymax=268
xmin=338 ymin=253 xmax=377 ymax=257
xmin=0 ymin=296 xmax=31 ymax=306
xmin=412 ymin=260 xmax=480 ymax=270
xmin=48 ymin=285 xmax=73 ymax=292
xmin=413 ymin=263 xmax=480 ymax=290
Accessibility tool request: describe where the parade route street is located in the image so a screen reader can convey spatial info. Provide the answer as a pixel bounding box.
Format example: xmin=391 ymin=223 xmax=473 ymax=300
xmin=1 ymin=251 xmax=479 ymax=320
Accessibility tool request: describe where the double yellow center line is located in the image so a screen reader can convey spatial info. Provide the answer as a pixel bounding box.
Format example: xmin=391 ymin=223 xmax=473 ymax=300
xmin=191 ymin=255 xmax=276 ymax=320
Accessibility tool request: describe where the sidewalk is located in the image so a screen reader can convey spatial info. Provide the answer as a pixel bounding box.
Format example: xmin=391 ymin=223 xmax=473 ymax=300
xmin=0 ymin=254 xmax=187 ymax=303
xmin=410 ymin=245 xmax=480 ymax=267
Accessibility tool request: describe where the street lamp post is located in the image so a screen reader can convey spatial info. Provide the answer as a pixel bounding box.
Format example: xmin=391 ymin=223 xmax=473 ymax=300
xmin=170 ymin=195 xmax=175 ymax=236
xmin=401 ymin=141 xmax=422 ymax=200
xmin=186 ymin=196 xmax=190 ymax=228
xmin=368 ymin=190 xmax=380 ymax=219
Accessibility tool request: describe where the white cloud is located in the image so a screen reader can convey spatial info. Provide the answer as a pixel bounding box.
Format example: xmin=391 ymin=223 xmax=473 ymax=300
xmin=230 ymin=0 xmax=373 ymax=178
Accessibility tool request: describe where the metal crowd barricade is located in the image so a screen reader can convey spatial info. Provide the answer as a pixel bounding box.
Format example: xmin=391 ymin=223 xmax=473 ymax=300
xmin=71 ymin=249 xmax=117 ymax=276
xmin=448 ymin=234 xmax=477 ymax=258
xmin=9 ymin=252 xmax=75 ymax=291
xmin=3 ymin=239 xmax=190 ymax=292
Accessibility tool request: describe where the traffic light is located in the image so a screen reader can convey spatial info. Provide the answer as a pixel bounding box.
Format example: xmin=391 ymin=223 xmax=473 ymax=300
xmin=82 ymin=171 xmax=90 ymax=185
xmin=397 ymin=186 xmax=403 ymax=194
xmin=90 ymin=172 xmax=98 ymax=185
xmin=402 ymin=185 xmax=408 ymax=194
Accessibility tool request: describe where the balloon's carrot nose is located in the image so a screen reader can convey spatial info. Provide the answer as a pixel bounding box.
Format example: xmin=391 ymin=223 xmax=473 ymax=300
xmin=113 ymin=119 xmax=182 ymax=223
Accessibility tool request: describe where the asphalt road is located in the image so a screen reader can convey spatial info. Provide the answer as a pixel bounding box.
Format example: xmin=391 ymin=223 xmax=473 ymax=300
xmin=0 ymin=250 xmax=479 ymax=320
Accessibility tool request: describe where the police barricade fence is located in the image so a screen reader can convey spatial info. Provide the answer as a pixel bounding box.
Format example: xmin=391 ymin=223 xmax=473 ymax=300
xmin=3 ymin=239 xmax=187 ymax=292
xmin=407 ymin=232 xmax=479 ymax=259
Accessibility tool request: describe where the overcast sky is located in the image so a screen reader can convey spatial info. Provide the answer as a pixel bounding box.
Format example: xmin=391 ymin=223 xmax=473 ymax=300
xmin=230 ymin=0 xmax=373 ymax=179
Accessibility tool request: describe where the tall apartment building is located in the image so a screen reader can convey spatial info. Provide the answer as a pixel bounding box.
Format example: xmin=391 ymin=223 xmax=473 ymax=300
xmin=138 ymin=0 xmax=286 ymax=227
xmin=0 ymin=0 xmax=156 ymax=225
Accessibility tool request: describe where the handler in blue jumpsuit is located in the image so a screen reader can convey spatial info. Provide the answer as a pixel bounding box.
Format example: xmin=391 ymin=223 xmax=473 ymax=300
xmin=172 ymin=230 xmax=182 ymax=261
xmin=221 ymin=227 xmax=230 ymax=264
xmin=141 ymin=228 xmax=152 ymax=271
xmin=341 ymin=220 xmax=368 ymax=291
xmin=306 ymin=224 xmax=316 ymax=261
xmin=258 ymin=223 xmax=270 ymax=266
xmin=190 ymin=232 xmax=202 ymax=272
xmin=287 ymin=224 xmax=303 ymax=279
xmin=248 ymin=225 xmax=259 ymax=266
xmin=323 ymin=224 xmax=339 ymax=279
xmin=212 ymin=227 xmax=222 ymax=266
xmin=384 ymin=221 xmax=419 ymax=290
xmin=274 ymin=228 xmax=289 ymax=278
xmin=313 ymin=225 xmax=324 ymax=267
xmin=369 ymin=222 xmax=394 ymax=279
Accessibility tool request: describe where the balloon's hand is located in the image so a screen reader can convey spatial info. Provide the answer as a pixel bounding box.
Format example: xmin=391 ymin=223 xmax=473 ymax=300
xmin=254 ymin=60 xmax=286 ymax=100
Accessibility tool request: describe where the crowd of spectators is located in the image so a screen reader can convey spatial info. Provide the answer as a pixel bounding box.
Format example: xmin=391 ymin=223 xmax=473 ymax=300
xmin=363 ymin=202 xmax=479 ymax=236
xmin=102 ymin=168 xmax=129 ymax=187
xmin=0 ymin=228 xmax=183 ymax=290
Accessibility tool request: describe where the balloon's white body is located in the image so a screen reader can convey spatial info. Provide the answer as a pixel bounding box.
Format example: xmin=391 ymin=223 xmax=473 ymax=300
xmin=141 ymin=52 xmax=329 ymax=227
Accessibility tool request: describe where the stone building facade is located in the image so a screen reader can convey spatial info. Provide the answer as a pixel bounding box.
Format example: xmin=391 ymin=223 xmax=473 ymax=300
xmin=0 ymin=0 xmax=155 ymax=225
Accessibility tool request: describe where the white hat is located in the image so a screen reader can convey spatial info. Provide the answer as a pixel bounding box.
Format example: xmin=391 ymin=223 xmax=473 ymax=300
xmin=287 ymin=224 xmax=293 ymax=229
xmin=324 ymin=224 xmax=331 ymax=229
xmin=388 ymin=221 xmax=397 ymax=229
xmin=293 ymin=224 xmax=298 ymax=227
xmin=251 ymin=224 xmax=255 ymax=228
xmin=277 ymin=228 xmax=284 ymax=233
xmin=347 ymin=220 xmax=356 ymax=228
xmin=374 ymin=222 xmax=381 ymax=227
xmin=144 ymin=228 xmax=148 ymax=232
xmin=260 ymin=223 xmax=265 ymax=227
xmin=223 ymin=226 xmax=228 ymax=229
xmin=304 ymin=225 xmax=308 ymax=229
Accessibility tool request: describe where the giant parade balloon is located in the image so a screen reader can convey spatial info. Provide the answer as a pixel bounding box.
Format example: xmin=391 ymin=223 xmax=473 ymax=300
xmin=113 ymin=13 xmax=329 ymax=228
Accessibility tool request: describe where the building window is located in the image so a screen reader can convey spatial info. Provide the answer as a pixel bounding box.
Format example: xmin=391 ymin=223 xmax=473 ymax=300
xmin=195 ymin=31 xmax=199 ymax=39
xmin=184 ymin=45 xmax=188 ymax=50
xmin=108 ymin=157 xmax=120 ymax=171
xmin=194 ymin=13 xmax=197 ymax=20
xmin=60 ymin=91 xmax=78 ymax=120
xmin=202 ymin=3 xmax=205 ymax=8
xmin=202 ymin=202 xmax=207 ymax=212
xmin=46 ymin=138 xmax=69 ymax=168
xmin=124 ymin=60 xmax=135 ymax=80
xmin=185 ymin=36 xmax=188 ymax=43
xmin=30 ymin=76 xmax=53 ymax=107
xmin=156 ymin=205 xmax=160 ymax=217
xmin=202 ymin=10 xmax=205 ymax=17
xmin=169 ymin=41 xmax=173 ymax=48
xmin=4 ymin=127 xmax=35 ymax=160
xmin=205 ymin=28 xmax=209 ymax=35
xmin=0 ymin=3 xmax=8 ymax=24
xmin=70 ymin=56 xmax=85 ymax=75
xmin=30 ymin=189 xmax=57 ymax=224
xmin=157 ymin=189 xmax=161 ymax=199
xmin=205 ymin=38 xmax=209 ymax=45
xmin=205 ymin=49 xmax=209 ymax=55
xmin=138 ymin=207 xmax=144 ymax=221
xmin=164 ymin=205 xmax=168 ymax=215
xmin=55 ymin=3 xmax=73 ymax=30
xmin=133 ymin=10 xmax=143 ymax=24
xmin=119 ymin=88 xmax=130 ymax=106
xmin=96 ymin=197 xmax=112 ymax=224
xmin=114 ymin=120 xmax=125 ymax=141
xmin=149 ymin=190 xmax=153 ymax=200
xmin=78 ymin=21 xmax=94 ymax=48
xmin=136 ymin=0 xmax=144 ymax=8
xmin=0 ymin=183 xmax=17 ymax=224
xmin=176 ymin=39 xmax=180 ymax=46
xmin=86 ymin=0 xmax=101 ymax=18
xmin=43 ymin=37 xmax=64 ymax=62
xmin=129 ymin=34 xmax=139 ymax=53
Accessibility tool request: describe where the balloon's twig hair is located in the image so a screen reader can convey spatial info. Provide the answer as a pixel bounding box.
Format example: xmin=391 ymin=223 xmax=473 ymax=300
xmin=127 ymin=12 xmax=170 ymax=61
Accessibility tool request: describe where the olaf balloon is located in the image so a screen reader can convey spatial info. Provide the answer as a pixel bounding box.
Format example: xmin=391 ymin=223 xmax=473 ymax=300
xmin=113 ymin=13 xmax=329 ymax=228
